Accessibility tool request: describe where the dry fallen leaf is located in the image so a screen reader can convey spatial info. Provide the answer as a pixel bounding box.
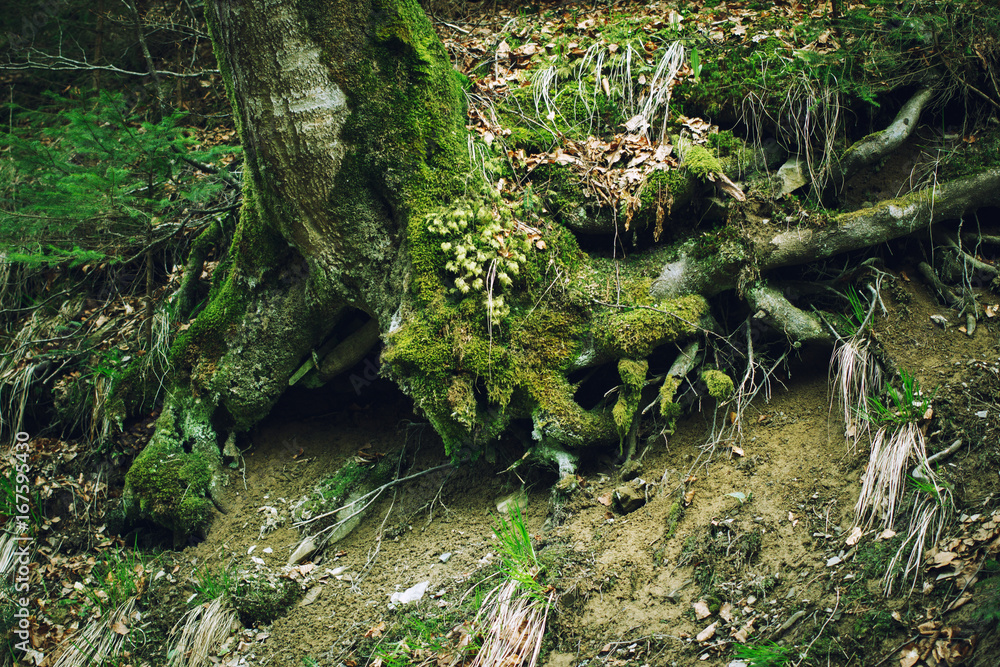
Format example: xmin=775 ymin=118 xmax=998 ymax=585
xmin=696 ymin=622 xmax=717 ymax=642
xmin=693 ymin=600 xmax=712 ymax=620
xmin=365 ymin=621 xmax=386 ymax=639
xmin=918 ymin=620 xmax=940 ymax=635
xmin=932 ymin=551 xmax=958 ymax=568
xmin=846 ymin=526 xmax=863 ymax=546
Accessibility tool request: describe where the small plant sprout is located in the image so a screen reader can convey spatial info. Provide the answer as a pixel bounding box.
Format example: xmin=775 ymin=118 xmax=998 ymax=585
xmin=733 ymin=640 xmax=793 ymax=666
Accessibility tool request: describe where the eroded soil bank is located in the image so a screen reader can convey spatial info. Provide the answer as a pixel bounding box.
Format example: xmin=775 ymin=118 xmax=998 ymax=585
xmin=153 ymin=266 xmax=1000 ymax=667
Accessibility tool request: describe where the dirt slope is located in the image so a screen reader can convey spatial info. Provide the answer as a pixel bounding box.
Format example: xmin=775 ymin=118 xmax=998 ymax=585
xmin=167 ymin=265 xmax=1000 ymax=667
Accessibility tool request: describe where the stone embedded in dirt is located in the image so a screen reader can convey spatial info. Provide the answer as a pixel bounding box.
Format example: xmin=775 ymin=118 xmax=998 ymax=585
xmin=826 ymin=555 xmax=842 ymax=567
xmin=776 ymin=157 xmax=809 ymax=195
xmin=692 ymin=600 xmax=712 ymax=619
xmin=287 ymin=536 xmax=316 ymax=565
xmin=439 ymin=552 xmax=452 ymax=563
xmin=298 ymin=585 xmax=323 ymax=607
xmin=612 ymin=479 xmax=650 ymax=514
xmin=495 ymin=490 xmax=529 ymax=514
xmin=390 ymin=580 xmax=430 ymax=605
xmin=619 ymin=460 xmax=642 ymax=481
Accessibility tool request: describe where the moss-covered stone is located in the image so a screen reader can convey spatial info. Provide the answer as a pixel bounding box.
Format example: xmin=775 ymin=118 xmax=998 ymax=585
xmin=701 ymin=369 xmax=734 ymax=399
xmin=227 ymin=568 xmax=300 ymax=626
xmin=291 ymin=456 xmax=394 ymax=528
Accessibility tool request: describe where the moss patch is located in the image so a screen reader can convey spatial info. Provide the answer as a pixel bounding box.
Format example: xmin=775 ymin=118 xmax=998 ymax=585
xmin=613 ymin=358 xmax=648 ymax=439
xmin=659 ymin=375 xmax=684 ymax=433
xmin=227 ymin=569 xmax=301 ymax=626
xmin=702 ymin=369 xmax=734 ymax=399
xmin=682 ymin=144 xmax=725 ymax=182
xmin=123 ymin=403 xmax=217 ymax=542
xmin=596 ymin=295 xmax=707 ymax=358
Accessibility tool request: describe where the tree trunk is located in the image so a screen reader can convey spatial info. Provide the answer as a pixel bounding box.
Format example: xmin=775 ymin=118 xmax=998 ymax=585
xmin=122 ymin=0 xmax=472 ymax=539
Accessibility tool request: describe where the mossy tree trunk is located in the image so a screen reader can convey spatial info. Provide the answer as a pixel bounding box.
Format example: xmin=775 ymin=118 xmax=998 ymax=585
xmin=122 ymin=0 xmax=471 ymax=540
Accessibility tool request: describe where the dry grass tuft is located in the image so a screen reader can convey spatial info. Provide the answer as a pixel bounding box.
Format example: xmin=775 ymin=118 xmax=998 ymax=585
xmin=53 ymin=598 xmax=138 ymax=667
xmin=855 ymin=422 xmax=923 ymax=532
xmin=168 ymin=596 xmax=238 ymax=667
xmin=830 ymin=337 xmax=881 ymax=450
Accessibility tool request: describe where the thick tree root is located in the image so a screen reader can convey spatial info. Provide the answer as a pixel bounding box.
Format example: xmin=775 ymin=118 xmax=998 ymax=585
xmin=828 ymin=86 xmax=935 ymax=191
xmin=918 ymin=261 xmax=960 ymax=308
xmin=652 ymin=167 xmax=1000 ymax=300
xmin=174 ymin=220 xmax=222 ymax=320
xmin=746 ymin=284 xmax=832 ymax=346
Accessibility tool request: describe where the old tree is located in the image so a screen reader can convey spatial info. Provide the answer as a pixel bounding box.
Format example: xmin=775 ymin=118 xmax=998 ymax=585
xmin=120 ymin=0 xmax=1000 ymax=538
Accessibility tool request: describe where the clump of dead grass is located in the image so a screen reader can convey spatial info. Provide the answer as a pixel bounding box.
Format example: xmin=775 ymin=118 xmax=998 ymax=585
xmin=473 ymin=506 xmax=556 ymax=667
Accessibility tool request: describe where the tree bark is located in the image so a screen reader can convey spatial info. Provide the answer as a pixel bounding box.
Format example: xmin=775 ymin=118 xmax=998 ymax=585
xmin=122 ymin=0 xmax=471 ymax=539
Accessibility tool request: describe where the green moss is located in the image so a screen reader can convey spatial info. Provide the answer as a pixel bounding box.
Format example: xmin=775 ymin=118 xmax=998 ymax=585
xmin=227 ymin=570 xmax=300 ymax=626
xmin=527 ymin=369 xmax=616 ymax=448
xmin=659 ymin=375 xmax=684 ymax=433
xmin=293 ymin=456 xmax=395 ymax=525
xmin=707 ymin=130 xmax=742 ymax=157
xmin=701 ymin=370 xmax=734 ymax=399
xmin=682 ymin=144 xmax=724 ymax=182
xmin=447 ymin=375 xmax=477 ymax=428
xmin=639 ymin=168 xmax=697 ymax=214
xmin=614 ymin=358 xmax=648 ymax=439
xmin=618 ymin=358 xmax=648 ymax=393
xmin=511 ymin=307 xmax=585 ymax=369
xmin=664 ymin=491 xmax=685 ymax=540
xmin=597 ymin=295 xmax=707 ymax=357
xmin=123 ymin=404 xmax=215 ymax=541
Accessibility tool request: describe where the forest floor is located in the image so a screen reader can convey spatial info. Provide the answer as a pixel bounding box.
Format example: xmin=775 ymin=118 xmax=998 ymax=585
xmin=55 ymin=261 xmax=990 ymax=667
xmin=9 ymin=1 xmax=1000 ymax=666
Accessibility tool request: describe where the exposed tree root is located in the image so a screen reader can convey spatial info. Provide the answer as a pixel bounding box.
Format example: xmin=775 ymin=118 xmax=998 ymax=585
xmin=917 ymin=261 xmax=960 ymax=308
xmin=827 ymin=86 xmax=935 ymax=192
xmin=652 ymin=167 xmax=1000 ymax=300
xmin=746 ymin=284 xmax=831 ymax=346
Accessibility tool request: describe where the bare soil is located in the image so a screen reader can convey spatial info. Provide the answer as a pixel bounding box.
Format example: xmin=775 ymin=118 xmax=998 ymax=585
xmin=160 ymin=265 xmax=1000 ymax=667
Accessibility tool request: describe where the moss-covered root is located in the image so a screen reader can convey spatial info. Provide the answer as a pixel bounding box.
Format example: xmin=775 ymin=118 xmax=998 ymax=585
xmin=613 ymin=358 xmax=648 ymax=462
xmin=658 ymin=340 xmax=701 ymax=434
xmin=827 ymin=86 xmax=934 ymax=193
xmin=122 ymin=398 xmax=223 ymax=546
xmin=746 ymin=284 xmax=832 ymax=346
xmin=175 ymin=218 xmax=223 ymax=321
